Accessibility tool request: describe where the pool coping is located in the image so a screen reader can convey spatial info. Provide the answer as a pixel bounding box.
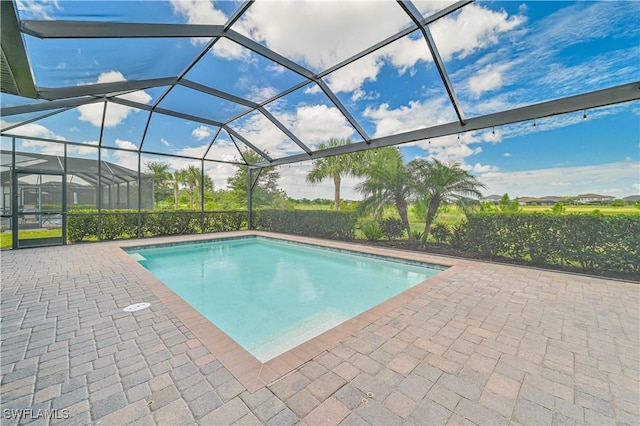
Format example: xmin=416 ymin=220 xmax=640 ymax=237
xmin=113 ymin=231 xmax=464 ymax=392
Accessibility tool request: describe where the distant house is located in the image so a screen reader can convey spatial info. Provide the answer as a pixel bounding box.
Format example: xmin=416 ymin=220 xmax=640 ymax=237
xmin=576 ymin=193 xmax=615 ymax=203
xmin=517 ymin=196 xmax=568 ymax=206
xmin=481 ymin=194 xmax=502 ymax=204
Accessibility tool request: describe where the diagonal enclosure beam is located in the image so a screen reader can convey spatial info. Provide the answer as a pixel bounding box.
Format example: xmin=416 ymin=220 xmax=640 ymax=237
xmin=319 ymin=0 xmax=472 ymax=79
xmin=21 ymin=21 xmax=226 ymax=39
xmin=179 ymin=79 xmax=258 ymax=109
xmin=109 ymin=97 xmax=225 ymax=127
xmin=251 ymin=82 xmax=640 ymax=168
xmin=397 ymin=0 xmax=466 ymax=125
xmin=1 ymin=1 xmax=37 ymax=98
xmin=224 ymin=127 xmax=272 ymax=162
xmin=315 ymin=79 xmax=370 ymax=142
xmin=258 ymin=107 xmax=312 ymax=155
xmin=38 ymin=77 xmax=176 ymax=100
xmin=0 ymin=106 xmax=72 ymax=132
xmin=1 ymin=96 xmax=103 ymax=116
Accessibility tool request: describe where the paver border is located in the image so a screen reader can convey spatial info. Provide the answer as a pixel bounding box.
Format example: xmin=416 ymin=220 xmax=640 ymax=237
xmin=113 ymin=231 xmax=464 ymax=392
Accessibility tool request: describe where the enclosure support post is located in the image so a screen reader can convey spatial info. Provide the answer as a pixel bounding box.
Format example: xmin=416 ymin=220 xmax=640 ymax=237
xmin=200 ymin=159 xmax=205 ymax=233
xmin=97 ymin=148 xmax=102 ymax=241
xmin=247 ymin=167 xmax=252 ymax=230
xmin=137 ymin=153 xmax=142 ymax=239
xmin=11 ymin=137 xmax=17 ymax=250
xmin=62 ymin=143 xmax=67 ymax=245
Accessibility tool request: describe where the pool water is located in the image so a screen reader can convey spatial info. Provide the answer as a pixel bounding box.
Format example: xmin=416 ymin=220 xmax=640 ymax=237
xmin=128 ymin=237 xmax=444 ymax=362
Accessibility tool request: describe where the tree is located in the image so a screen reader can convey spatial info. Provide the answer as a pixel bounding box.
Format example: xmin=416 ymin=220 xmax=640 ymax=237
xmin=409 ymin=158 xmax=485 ymax=242
xmin=227 ymin=150 xmax=283 ymax=208
xmin=181 ymin=165 xmax=201 ymax=210
xmin=171 ymin=169 xmax=184 ymax=209
xmin=356 ymin=147 xmax=416 ymax=241
xmin=498 ymin=193 xmax=520 ymax=213
xmin=306 ymin=138 xmax=363 ymax=210
xmin=145 ymin=161 xmax=172 ymax=208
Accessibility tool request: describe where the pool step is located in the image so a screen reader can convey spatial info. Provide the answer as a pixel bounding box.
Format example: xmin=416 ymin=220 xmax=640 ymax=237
xmin=248 ymin=308 xmax=348 ymax=363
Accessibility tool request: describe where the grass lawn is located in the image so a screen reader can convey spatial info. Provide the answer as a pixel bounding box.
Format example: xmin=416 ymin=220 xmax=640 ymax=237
xmin=0 ymin=229 xmax=62 ymax=249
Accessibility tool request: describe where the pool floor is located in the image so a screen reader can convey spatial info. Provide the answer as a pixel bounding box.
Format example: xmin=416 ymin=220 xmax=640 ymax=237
xmin=128 ymin=237 xmax=444 ymax=362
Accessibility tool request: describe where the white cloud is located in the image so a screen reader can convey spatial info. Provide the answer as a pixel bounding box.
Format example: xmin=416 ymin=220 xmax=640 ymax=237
xmin=192 ymin=125 xmax=214 ymax=141
xmin=468 ymin=63 xmax=512 ymax=97
xmin=169 ymin=1 xmax=251 ymax=60
xmin=290 ymin=105 xmax=355 ymax=147
xmin=15 ymin=0 xmax=60 ymax=19
xmin=78 ymin=71 xmax=151 ymax=128
xmin=277 ymin=162 xmax=364 ymax=200
xmin=503 ymin=152 xmax=511 ymax=157
xmin=430 ymin=5 xmax=524 ymax=61
xmin=0 ymin=120 xmax=64 ymax=141
xmin=632 ymin=183 xmax=640 ymax=192
xmin=479 ymin=161 xmax=640 ymax=197
xmin=235 ymin=2 xmax=522 ymax=95
xmin=160 ymin=138 xmax=172 ymax=148
xmin=363 ymin=97 xmax=455 ymax=138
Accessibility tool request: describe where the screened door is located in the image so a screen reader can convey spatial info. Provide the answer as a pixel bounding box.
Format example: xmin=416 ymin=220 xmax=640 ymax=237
xmin=13 ymin=171 xmax=65 ymax=248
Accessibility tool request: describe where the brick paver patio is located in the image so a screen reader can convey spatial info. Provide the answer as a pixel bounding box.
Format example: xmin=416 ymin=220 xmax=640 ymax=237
xmin=1 ymin=231 xmax=638 ymax=425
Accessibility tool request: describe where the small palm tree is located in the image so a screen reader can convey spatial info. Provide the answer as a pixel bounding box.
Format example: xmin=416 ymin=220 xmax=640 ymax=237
xmin=181 ymin=165 xmax=201 ymax=210
xmin=171 ymin=169 xmax=184 ymax=209
xmin=409 ymin=158 xmax=485 ymax=242
xmin=306 ymin=138 xmax=362 ymax=210
xmin=356 ymin=147 xmax=415 ymax=241
xmin=145 ymin=161 xmax=171 ymax=208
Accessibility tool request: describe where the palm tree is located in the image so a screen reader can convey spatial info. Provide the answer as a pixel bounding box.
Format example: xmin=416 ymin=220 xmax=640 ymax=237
xmin=171 ymin=169 xmax=184 ymax=209
xmin=306 ymin=138 xmax=363 ymax=210
xmin=356 ymin=147 xmax=416 ymax=241
xmin=409 ymin=158 xmax=485 ymax=242
xmin=181 ymin=165 xmax=201 ymax=210
xmin=145 ymin=161 xmax=171 ymax=208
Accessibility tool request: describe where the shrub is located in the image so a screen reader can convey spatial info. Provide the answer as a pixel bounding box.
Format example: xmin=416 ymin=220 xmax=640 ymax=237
xmin=430 ymin=223 xmax=451 ymax=243
xmin=362 ymin=222 xmax=384 ymax=241
xmin=203 ymin=211 xmax=247 ymax=232
xmin=449 ymin=222 xmax=466 ymax=248
xmin=462 ymin=212 xmax=640 ymax=276
xmin=411 ymin=229 xmax=425 ymax=242
xmin=67 ymin=210 xmax=248 ymax=242
xmin=253 ymin=209 xmax=357 ymax=240
xmin=380 ymin=217 xmax=405 ymax=240
xmin=67 ymin=211 xmax=98 ymax=242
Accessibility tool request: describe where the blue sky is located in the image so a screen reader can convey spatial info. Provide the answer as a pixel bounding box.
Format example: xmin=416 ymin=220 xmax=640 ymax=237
xmin=1 ymin=0 xmax=639 ymax=199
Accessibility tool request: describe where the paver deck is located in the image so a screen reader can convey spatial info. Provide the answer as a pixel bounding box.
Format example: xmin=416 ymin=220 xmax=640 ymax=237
xmin=1 ymin=231 xmax=638 ymax=425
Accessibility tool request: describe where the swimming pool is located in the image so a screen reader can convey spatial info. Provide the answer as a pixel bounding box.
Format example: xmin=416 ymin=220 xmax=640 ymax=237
xmin=127 ymin=236 xmax=445 ymax=362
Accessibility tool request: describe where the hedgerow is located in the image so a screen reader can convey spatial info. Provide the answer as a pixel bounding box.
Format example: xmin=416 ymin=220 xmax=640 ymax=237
xmin=253 ymin=209 xmax=357 ymax=240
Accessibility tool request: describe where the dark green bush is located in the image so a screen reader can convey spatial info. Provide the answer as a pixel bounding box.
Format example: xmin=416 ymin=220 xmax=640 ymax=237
xmin=67 ymin=211 xmax=98 ymax=242
xmin=380 ymin=218 xmax=405 ymax=240
xmin=253 ymin=209 xmax=357 ymax=240
xmin=362 ymin=221 xmax=384 ymax=241
xmin=67 ymin=210 xmax=247 ymax=242
xmin=203 ymin=211 xmax=247 ymax=232
xmin=463 ymin=213 xmax=640 ymax=276
xmin=141 ymin=212 xmax=201 ymax=236
xmin=430 ymin=223 xmax=451 ymax=243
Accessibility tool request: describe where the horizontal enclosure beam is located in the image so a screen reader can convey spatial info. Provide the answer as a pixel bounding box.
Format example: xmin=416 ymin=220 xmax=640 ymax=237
xmin=251 ymin=81 xmax=640 ymax=168
xmin=38 ymin=77 xmax=176 ymax=100
xmin=21 ymin=21 xmax=225 ymax=39
xmin=1 ymin=96 xmax=103 ymax=116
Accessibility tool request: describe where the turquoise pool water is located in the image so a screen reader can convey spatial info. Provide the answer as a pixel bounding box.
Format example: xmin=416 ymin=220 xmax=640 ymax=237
xmin=128 ymin=237 xmax=444 ymax=362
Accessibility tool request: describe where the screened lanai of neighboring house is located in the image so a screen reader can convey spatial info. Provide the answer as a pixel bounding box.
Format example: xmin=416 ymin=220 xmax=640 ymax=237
xmin=1 ymin=0 xmax=639 ymax=248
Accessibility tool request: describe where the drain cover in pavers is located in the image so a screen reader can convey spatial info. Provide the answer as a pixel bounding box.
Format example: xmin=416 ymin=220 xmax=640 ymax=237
xmin=123 ymin=303 xmax=151 ymax=312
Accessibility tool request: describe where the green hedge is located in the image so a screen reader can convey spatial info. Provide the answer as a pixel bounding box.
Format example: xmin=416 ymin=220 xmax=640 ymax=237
xmin=463 ymin=213 xmax=640 ymax=275
xmin=253 ymin=209 xmax=357 ymax=240
xmin=67 ymin=210 xmax=247 ymax=242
